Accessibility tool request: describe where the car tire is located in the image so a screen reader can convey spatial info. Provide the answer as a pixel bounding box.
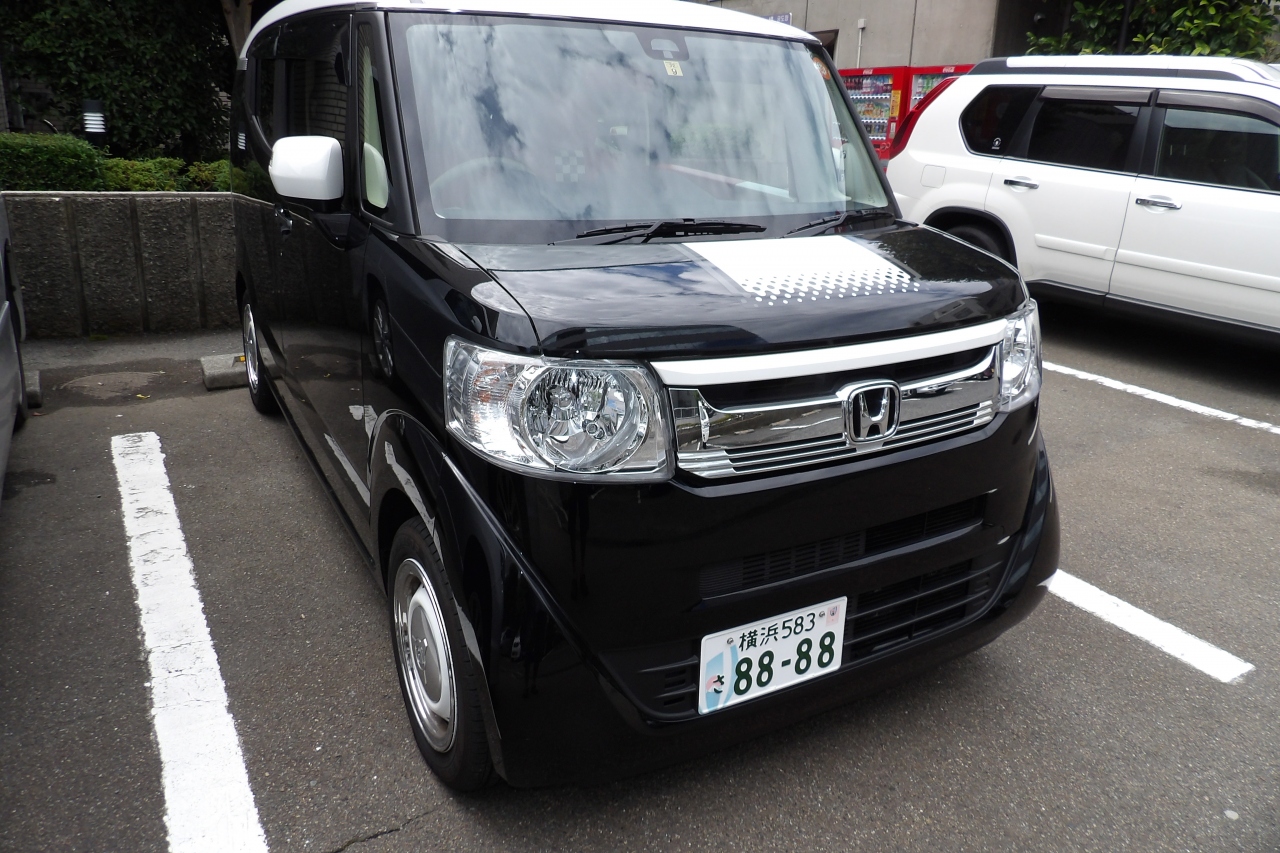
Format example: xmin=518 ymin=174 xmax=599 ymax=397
xmin=8 ymin=308 xmax=28 ymax=430
xmin=241 ymin=300 xmax=279 ymax=416
xmin=389 ymin=517 xmax=493 ymax=792
xmin=946 ymin=223 xmax=1010 ymax=263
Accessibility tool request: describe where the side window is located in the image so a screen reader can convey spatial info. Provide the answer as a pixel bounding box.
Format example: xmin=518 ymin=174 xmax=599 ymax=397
xmin=357 ymin=24 xmax=391 ymax=211
xmin=1156 ymin=108 xmax=1280 ymax=193
xmin=249 ymin=30 xmax=279 ymax=145
xmin=275 ymin=16 xmax=350 ymax=145
xmin=960 ymin=86 xmax=1038 ymax=156
xmin=1025 ymin=99 xmax=1139 ymax=172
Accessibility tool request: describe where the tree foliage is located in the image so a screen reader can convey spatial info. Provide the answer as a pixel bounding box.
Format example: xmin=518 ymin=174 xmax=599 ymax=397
xmin=0 ymin=0 xmax=235 ymax=161
xmin=1030 ymin=0 xmax=1278 ymax=57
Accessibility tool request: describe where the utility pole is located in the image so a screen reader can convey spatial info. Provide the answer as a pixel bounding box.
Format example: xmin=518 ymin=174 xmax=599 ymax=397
xmin=1117 ymin=0 xmax=1135 ymax=54
xmin=0 ymin=55 xmax=9 ymax=132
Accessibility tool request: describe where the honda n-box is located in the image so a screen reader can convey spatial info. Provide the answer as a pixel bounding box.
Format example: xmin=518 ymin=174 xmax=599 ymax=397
xmin=231 ymin=0 xmax=1059 ymax=789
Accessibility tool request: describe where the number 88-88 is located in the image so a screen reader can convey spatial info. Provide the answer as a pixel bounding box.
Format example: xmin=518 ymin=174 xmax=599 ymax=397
xmin=733 ymin=631 xmax=837 ymax=696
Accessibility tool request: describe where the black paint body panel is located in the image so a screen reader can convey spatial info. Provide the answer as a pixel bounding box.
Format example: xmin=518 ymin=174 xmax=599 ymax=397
xmin=462 ymin=226 xmax=1024 ymax=357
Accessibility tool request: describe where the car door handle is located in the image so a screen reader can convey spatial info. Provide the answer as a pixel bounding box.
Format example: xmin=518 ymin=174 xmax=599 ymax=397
xmin=1135 ymin=196 xmax=1181 ymax=210
xmin=274 ymin=205 xmax=294 ymax=236
xmin=1003 ymin=177 xmax=1039 ymax=190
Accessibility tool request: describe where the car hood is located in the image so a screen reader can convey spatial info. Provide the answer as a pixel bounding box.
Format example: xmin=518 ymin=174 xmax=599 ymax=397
xmin=456 ymin=225 xmax=1024 ymax=359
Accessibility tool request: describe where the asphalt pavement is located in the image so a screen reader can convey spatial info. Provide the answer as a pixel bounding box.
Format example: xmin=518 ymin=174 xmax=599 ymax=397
xmin=1 ymin=306 xmax=1277 ymax=852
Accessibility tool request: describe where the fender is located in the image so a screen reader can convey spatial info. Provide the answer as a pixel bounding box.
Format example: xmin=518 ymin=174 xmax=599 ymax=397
xmin=367 ymin=410 xmax=509 ymax=777
xmin=922 ymin=205 xmax=1019 ymax=267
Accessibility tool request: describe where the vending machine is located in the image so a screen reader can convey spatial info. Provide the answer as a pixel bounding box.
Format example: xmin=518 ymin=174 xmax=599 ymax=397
xmin=838 ymin=66 xmax=907 ymax=159
xmin=839 ymin=64 xmax=973 ymax=158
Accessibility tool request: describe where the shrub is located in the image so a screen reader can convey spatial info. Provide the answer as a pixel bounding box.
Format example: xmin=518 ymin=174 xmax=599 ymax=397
xmin=102 ymin=157 xmax=187 ymax=191
xmin=185 ymin=160 xmax=232 ymax=192
xmin=0 ymin=133 xmax=106 ymax=191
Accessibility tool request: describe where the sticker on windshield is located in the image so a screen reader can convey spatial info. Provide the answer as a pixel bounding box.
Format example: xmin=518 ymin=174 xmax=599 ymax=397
xmin=664 ymin=60 xmax=683 ymax=77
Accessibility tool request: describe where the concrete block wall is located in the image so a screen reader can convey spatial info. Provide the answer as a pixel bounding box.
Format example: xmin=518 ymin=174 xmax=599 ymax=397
xmin=1 ymin=192 xmax=237 ymax=338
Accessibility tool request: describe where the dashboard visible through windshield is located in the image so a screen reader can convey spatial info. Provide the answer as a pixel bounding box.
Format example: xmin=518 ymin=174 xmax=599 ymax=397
xmin=389 ymin=13 xmax=889 ymax=243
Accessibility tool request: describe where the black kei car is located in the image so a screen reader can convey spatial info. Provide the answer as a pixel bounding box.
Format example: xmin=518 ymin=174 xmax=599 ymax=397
xmin=231 ymin=0 xmax=1060 ymax=790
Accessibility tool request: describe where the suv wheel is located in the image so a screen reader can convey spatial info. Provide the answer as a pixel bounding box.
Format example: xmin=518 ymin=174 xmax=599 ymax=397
xmin=946 ymin=223 xmax=1010 ymax=263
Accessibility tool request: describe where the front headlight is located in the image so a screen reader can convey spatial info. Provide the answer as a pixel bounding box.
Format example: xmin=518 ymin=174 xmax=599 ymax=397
xmin=999 ymin=300 xmax=1041 ymax=410
xmin=444 ymin=338 xmax=672 ymax=480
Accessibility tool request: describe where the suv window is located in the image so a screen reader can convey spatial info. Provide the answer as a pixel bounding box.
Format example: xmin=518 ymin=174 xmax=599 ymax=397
xmin=1156 ymin=108 xmax=1280 ymax=192
xmin=960 ymin=86 xmax=1038 ymax=156
xmin=1025 ymin=99 xmax=1139 ymax=171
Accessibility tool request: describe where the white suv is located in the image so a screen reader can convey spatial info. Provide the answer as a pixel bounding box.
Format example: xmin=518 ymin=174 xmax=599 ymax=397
xmin=887 ymin=55 xmax=1280 ymax=340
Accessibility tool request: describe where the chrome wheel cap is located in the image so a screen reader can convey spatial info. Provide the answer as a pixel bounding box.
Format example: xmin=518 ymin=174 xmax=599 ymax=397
xmin=393 ymin=558 xmax=455 ymax=752
xmin=242 ymin=303 xmax=261 ymax=393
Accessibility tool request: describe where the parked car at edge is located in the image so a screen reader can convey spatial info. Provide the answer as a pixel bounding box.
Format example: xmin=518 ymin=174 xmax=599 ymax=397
xmin=0 ymin=196 xmax=29 ymax=501
xmin=231 ymin=0 xmax=1059 ymax=790
xmin=888 ymin=55 xmax=1280 ymax=342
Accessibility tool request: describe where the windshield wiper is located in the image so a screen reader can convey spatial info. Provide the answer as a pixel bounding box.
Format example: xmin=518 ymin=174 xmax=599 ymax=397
xmin=784 ymin=208 xmax=895 ymax=238
xmin=553 ymin=219 xmax=766 ymax=246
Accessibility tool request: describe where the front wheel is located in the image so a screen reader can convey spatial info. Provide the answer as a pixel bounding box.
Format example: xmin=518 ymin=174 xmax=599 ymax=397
xmin=242 ymin=301 xmax=278 ymax=415
xmin=945 ymin=223 xmax=1011 ymax=263
xmin=389 ymin=518 xmax=492 ymax=791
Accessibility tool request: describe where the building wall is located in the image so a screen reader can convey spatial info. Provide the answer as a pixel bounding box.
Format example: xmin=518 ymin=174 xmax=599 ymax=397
xmin=699 ymin=0 xmax=1003 ymax=68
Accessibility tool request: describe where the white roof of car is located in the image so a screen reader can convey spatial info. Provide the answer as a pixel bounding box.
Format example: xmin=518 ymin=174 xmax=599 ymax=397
xmin=241 ymin=0 xmax=815 ymax=59
xmin=981 ymin=54 xmax=1280 ymax=86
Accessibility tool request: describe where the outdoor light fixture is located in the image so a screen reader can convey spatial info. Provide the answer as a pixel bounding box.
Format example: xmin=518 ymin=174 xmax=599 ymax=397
xmin=82 ymin=99 xmax=106 ymax=145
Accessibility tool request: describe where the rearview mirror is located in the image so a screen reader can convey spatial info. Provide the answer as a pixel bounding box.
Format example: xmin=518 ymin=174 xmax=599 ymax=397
xmin=269 ymin=136 xmax=344 ymax=201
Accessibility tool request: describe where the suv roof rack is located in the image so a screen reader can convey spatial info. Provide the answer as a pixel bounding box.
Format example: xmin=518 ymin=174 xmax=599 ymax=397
xmin=971 ymin=56 xmax=1280 ymax=86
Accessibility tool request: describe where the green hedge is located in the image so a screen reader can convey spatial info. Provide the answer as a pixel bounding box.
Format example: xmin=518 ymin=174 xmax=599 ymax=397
xmin=0 ymin=133 xmax=232 ymax=192
xmin=0 ymin=133 xmax=106 ymax=191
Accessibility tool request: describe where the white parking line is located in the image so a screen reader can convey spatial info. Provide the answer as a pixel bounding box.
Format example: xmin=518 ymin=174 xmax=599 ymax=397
xmin=1048 ymin=571 xmax=1254 ymax=684
xmin=1043 ymin=361 xmax=1280 ymax=437
xmin=111 ymin=432 xmax=269 ymax=853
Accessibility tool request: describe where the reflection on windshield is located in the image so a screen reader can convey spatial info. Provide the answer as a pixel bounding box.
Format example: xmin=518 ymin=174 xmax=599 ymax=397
xmin=396 ymin=15 xmax=886 ymax=234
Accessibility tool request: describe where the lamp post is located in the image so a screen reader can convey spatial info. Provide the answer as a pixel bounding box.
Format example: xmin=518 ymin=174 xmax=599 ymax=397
xmin=82 ymin=99 xmax=106 ymax=146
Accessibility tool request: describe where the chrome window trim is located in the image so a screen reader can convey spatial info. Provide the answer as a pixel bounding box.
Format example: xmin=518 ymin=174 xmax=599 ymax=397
xmin=650 ymin=319 xmax=1006 ymax=386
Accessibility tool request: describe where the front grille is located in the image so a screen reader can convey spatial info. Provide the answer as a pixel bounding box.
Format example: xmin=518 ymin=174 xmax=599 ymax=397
xmin=699 ymin=496 xmax=985 ymax=599
xmin=844 ymin=558 xmax=999 ymax=662
xmin=703 ymin=401 xmax=994 ymax=477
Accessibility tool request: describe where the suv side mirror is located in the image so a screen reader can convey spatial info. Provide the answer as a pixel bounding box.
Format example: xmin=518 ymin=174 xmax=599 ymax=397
xmin=269 ymin=136 xmax=344 ymax=201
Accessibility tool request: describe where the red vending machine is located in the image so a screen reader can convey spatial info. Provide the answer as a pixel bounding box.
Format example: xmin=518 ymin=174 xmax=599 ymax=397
xmin=838 ymin=66 xmax=907 ymax=159
xmin=840 ymin=64 xmax=973 ymax=158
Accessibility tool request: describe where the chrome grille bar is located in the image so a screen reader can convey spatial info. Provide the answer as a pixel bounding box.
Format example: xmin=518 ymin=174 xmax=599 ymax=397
xmin=671 ymin=347 xmax=1000 ymax=478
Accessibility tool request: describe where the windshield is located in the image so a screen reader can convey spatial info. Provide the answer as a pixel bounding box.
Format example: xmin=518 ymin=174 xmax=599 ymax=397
xmin=389 ymin=13 xmax=890 ymax=243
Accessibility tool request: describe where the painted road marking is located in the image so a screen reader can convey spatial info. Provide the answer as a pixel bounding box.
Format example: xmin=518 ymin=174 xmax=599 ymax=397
xmin=1044 ymin=361 xmax=1280 ymax=437
xmin=111 ymin=432 xmax=269 ymax=853
xmin=1048 ymin=571 xmax=1254 ymax=684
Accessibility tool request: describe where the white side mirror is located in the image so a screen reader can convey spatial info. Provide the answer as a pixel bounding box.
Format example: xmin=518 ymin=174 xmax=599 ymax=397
xmin=269 ymin=136 xmax=344 ymax=201
xmin=363 ymin=142 xmax=390 ymax=209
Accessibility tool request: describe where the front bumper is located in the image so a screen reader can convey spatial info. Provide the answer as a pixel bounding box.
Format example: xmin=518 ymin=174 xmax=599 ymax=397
xmin=440 ymin=401 xmax=1059 ymax=786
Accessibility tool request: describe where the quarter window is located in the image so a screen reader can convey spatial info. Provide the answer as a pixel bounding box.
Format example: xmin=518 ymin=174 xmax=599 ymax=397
xmin=1025 ymin=99 xmax=1139 ymax=172
xmin=960 ymin=86 xmax=1037 ymax=156
xmin=358 ymin=24 xmax=391 ymax=211
xmin=1156 ymin=108 xmax=1280 ymax=193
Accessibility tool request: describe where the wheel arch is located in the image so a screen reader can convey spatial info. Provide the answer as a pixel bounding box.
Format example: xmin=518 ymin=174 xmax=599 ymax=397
xmin=369 ymin=412 xmax=507 ymax=773
xmin=923 ymin=207 xmax=1018 ymax=266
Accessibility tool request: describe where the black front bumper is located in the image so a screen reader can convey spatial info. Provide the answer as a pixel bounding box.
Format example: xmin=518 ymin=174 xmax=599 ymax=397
xmin=440 ymin=401 xmax=1059 ymax=786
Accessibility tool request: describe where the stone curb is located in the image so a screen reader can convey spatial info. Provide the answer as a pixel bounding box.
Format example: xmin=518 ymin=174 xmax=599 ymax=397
xmin=24 ymin=369 xmax=42 ymax=408
xmin=200 ymin=354 xmax=248 ymax=390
